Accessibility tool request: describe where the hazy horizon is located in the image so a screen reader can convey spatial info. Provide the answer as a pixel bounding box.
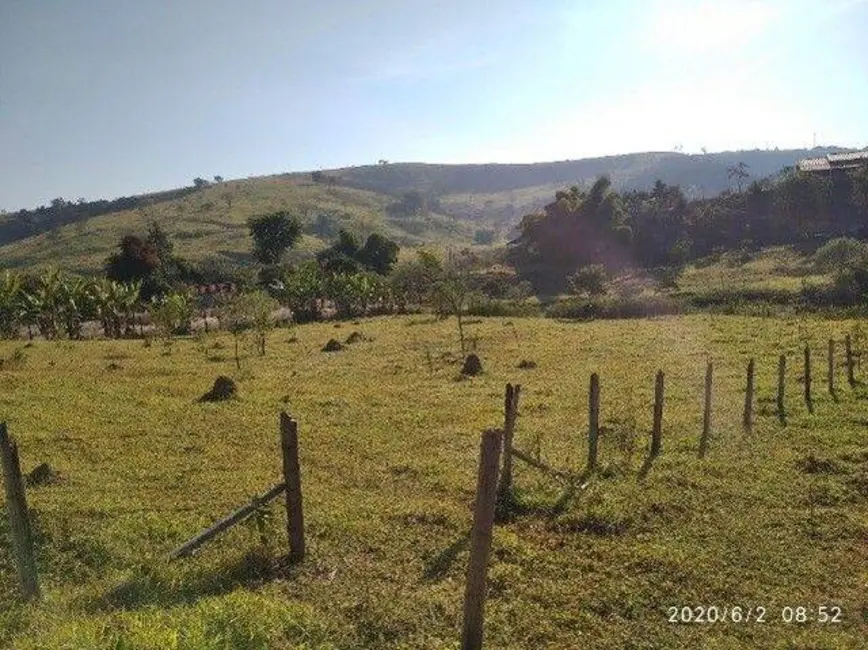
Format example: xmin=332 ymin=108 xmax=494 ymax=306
xmin=2 ymin=0 xmax=867 ymax=211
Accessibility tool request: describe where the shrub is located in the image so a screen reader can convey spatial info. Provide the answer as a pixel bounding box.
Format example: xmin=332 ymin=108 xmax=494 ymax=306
xmin=568 ymin=265 xmax=607 ymax=297
xmin=812 ymin=237 xmax=868 ymax=273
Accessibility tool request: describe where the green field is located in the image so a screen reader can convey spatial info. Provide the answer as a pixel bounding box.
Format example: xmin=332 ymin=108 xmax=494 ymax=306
xmin=1 ymin=315 xmax=866 ymax=649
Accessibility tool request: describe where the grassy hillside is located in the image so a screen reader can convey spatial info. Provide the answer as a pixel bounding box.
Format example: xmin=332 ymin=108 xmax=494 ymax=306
xmin=3 ymin=146 xmax=855 ymax=274
xmin=1 ymin=315 xmax=865 ymax=648
xmin=332 ymin=147 xmax=850 ymax=222
xmin=0 ymin=176 xmax=475 ymax=274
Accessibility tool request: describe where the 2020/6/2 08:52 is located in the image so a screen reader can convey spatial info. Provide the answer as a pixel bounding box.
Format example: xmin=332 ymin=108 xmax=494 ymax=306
xmin=666 ymin=605 xmax=844 ymax=624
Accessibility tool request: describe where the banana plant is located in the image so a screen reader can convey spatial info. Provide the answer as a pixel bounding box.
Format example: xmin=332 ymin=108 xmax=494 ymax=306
xmin=56 ymin=274 xmax=92 ymax=339
xmin=0 ymin=271 xmax=23 ymax=339
xmin=23 ymin=269 xmax=64 ymax=340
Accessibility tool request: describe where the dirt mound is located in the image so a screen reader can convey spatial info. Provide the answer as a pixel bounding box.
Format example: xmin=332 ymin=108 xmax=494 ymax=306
xmin=27 ymin=463 xmax=59 ymax=487
xmin=461 ymin=354 xmax=483 ymax=376
xmin=199 ymin=376 xmax=238 ymax=402
xmin=345 ymin=331 xmax=365 ymax=344
xmin=518 ymin=359 xmax=537 ymax=369
xmin=322 ymin=339 xmax=344 ymax=352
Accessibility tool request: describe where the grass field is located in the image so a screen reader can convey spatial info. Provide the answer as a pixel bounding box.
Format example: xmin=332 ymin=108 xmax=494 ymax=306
xmin=1 ymin=314 xmax=866 ymax=649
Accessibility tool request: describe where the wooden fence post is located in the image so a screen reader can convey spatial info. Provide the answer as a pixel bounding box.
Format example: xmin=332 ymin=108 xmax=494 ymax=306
xmin=461 ymin=429 xmax=503 ymax=650
xmin=828 ymin=339 xmax=835 ymax=396
xmin=279 ymin=412 xmax=305 ymax=563
xmin=845 ymin=334 xmax=855 ymax=387
xmin=804 ymin=345 xmax=813 ymax=412
xmin=777 ymin=355 xmax=786 ymax=424
xmin=0 ymin=422 xmax=40 ymax=601
xmin=743 ymin=358 xmax=755 ymax=433
xmin=651 ymin=371 xmax=664 ymax=457
xmin=587 ymin=373 xmax=600 ymax=471
xmin=699 ymin=362 xmax=712 ymax=458
xmin=497 ymin=384 xmax=515 ymax=498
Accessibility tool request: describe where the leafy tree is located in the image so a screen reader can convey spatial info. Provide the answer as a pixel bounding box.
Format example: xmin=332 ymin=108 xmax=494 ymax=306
xmin=146 ymin=221 xmax=174 ymax=263
xmin=193 ymin=177 xmax=210 ymax=189
xmin=105 ymin=235 xmax=161 ymax=299
xmin=389 ymin=250 xmax=443 ymax=310
xmin=248 ymin=211 xmax=302 ymax=265
xmin=310 ymin=170 xmax=324 ymax=183
xmin=317 ymin=229 xmax=362 ymax=274
xmin=213 ymin=175 xmax=224 ymax=183
xmin=356 ymin=233 xmax=399 ymax=275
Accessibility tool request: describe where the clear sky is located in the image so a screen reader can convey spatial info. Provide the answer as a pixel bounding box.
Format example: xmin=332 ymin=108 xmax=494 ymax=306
xmin=1 ymin=0 xmax=867 ymax=210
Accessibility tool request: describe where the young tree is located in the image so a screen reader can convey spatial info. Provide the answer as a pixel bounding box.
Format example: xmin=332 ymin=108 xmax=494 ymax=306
xmin=727 ymin=162 xmax=751 ymax=192
xmin=150 ymin=291 xmax=193 ymax=340
xmin=248 ymin=211 xmax=302 ymax=265
xmin=221 ymin=291 xmax=279 ymax=365
xmin=430 ymin=270 xmax=472 ymax=353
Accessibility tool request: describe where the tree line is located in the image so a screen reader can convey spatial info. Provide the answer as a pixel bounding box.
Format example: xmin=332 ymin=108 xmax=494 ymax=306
xmin=509 ymin=164 xmax=868 ymax=291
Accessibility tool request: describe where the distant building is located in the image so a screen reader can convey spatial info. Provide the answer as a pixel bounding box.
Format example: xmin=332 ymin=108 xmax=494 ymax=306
xmin=797 ymin=149 xmax=868 ymax=174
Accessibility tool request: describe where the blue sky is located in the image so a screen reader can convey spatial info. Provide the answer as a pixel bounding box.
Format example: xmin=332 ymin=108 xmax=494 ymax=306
xmin=1 ymin=0 xmax=867 ymax=210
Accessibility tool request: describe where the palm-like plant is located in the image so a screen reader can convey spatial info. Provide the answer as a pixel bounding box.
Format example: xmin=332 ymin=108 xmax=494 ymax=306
xmin=0 ymin=271 xmax=23 ymax=339
xmin=56 ymin=275 xmax=93 ymax=340
xmin=25 ymin=269 xmax=64 ymax=340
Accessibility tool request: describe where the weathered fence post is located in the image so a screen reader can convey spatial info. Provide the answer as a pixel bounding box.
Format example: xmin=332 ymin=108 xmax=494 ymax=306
xmin=743 ymin=358 xmax=755 ymax=433
xmin=587 ymin=373 xmax=600 ymax=471
xmin=804 ymin=345 xmax=813 ymax=412
xmin=461 ymin=429 xmax=503 ymax=650
xmin=699 ymin=362 xmax=713 ymax=458
xmin=498 ymin=384 xmax=515 ymax=495
xmin=777 ymin=354 xmax=786 ymax=424
xmin=845 ymin=334 xmax=856 ymax=387
xmin=651 ymin=371 xmax=664 ymax=457
xmin=497 ymin=384 xmax=515 ymax=498
xmin=828 ymin=338 xmax=835 ymax=396
xmin=279 ymin=412 xmax=305 ymax=563
xmin=0 ymin=423 xmax=40 ymax=601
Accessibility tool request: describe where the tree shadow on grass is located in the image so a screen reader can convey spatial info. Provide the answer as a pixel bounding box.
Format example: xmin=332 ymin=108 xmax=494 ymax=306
xmin=637 ymin=453 xmax=659 ymax=481
xmin=421 ymin=535 xmax=469 ymax=582
xmin=90 ymin=545 xmax=277 ymax=613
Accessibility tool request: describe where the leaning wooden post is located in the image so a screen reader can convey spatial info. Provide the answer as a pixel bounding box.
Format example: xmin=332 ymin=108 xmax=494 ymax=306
xmin=497 ymin=384 xmax=515 ymax=497
xmin=845 ymin=334 xmax=855 ymax=387
xmin=699 ymin=362 xmax=713 ymax=458
xmin=743 ymin=358 xmax=755 ymax=433
xmin=461 ymin=429 xmax=503 ymax=650
xmin=279 ymin=412 xmax=305 ymax=563
xmin=651 ymin=371 xmax=664 ymax=457
xmin=804 ymin=345 xmax=812 ymax=412
xmin=0 ymin=422 xmax=40 ymax=601
xmin=777 ymin=355 xmax=786 ymax=424
xmin=587 ymin=373 xmax=600 ymax=471
xmin=827 ymin=338 xmax=835 ymax=395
